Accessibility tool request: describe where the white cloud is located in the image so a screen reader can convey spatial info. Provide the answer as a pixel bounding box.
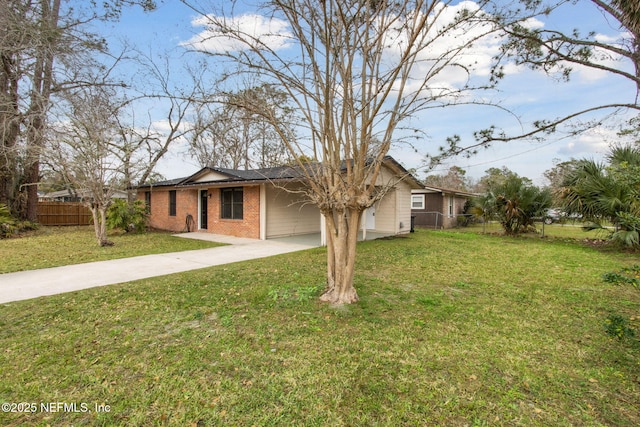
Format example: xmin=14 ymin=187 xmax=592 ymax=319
xmin=594 ymin=33 xmax=619 ymax=43
xmin=184 ymin=2 xmax=523 ymax=95
xmin=521 ymin=17 xmax=544 ymax=30
xmin=182 ymin=13 xmax=292 ymax=53
xmin=538 ymin=30 xmax=632 ymax=83
xmin=557 ymin=126 xmax=614 ymax=156
xmin=381 ymin=1 xmax=542 ymax=101
xmin=379 ymin=2 xmax=507 ymax=100
xmin=149 ymin=119 xmax=185 ymax=135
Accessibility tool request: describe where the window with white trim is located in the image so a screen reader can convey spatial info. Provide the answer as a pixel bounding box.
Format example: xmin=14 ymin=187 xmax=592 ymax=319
xmin=411 ymin=194 xmax=425 ymax=209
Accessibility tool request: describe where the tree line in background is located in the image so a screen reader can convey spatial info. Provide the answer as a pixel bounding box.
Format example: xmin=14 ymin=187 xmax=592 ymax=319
xmin=1 ymin=0 xmax=157 ymax=222
xmin=1 ymin=0 xmax=638 ymax=301
xmin=0 ymin=1 xmax=297 ymax=245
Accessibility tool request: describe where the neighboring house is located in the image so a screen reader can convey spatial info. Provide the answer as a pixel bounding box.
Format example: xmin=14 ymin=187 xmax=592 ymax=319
xmin=137 ymin=156 xmax=422 ymax=244
xmin=39 ymin=189 xmax=129 ymax=202
xmin=411 ymin=186 xmax=477 ymax=229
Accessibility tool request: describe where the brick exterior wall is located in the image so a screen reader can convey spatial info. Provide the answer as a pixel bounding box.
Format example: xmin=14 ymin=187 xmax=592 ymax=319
xmin=206 ymin=186 xmax=260 ymax=239
xmin=139 ymin=188 xmax=198 ymax=233
xmin=139 ymin=185 xmax=261 ymax=239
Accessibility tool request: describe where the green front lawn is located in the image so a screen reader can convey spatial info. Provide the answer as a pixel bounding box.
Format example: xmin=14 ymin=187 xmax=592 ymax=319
xmin=0 ymin=226 xmax=224 ymax=273
xmin=1 ymin=230 xmax=638 ymax=426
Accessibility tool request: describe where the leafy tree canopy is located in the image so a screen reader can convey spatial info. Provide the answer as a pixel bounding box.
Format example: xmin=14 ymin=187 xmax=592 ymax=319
xmin=424 ymin=166 xmax=470 ymax=191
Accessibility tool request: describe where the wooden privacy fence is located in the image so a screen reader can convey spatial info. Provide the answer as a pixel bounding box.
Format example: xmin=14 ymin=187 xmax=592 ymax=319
xmin=37 ymin=202 xmax=91 ymax=226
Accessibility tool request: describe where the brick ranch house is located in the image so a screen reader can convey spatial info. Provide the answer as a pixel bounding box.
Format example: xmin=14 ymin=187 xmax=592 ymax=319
xmin=137 ymin=157 xmax=423 ymax=244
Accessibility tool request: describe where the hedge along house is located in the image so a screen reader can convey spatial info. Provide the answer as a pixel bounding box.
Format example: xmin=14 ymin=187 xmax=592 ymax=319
xmin=137 ymin=156 xmax=423 ymax=245
xmin=411 ymin=186 xmax=478 ymax=229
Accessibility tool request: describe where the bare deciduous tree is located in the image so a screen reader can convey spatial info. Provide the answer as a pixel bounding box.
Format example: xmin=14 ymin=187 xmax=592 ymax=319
xmin=47 ymin=85 xmax=124 ymax=246
xmin=116 ymin=51 xmax=199 ymax=198
xmin=183 ymin=0 xmax=513 ymax=304
xmin=0 ymin=1 xmax=31 ymax=212
xmin=189 ymin=84 xmax=294 ymax=169
xmin=0 ymin=0 xmax=156 ymax=220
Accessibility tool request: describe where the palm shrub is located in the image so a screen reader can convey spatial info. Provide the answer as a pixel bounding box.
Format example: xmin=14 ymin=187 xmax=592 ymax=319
xmin=106 ymin=199 xmax=148 ymax=232
xmin=559 ymin=145 xmax=640 ymax=248
xmin=472 ymin=191 xmax=496 ymax=229
xmin=474 ymin=176 xmax=551 ymax=235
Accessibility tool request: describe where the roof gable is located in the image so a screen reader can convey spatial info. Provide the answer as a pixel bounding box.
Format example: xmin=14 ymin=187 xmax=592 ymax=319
xmin=379 ymin=156 xmax=424 ymax=190
xmin=189 ymin=168 xmax=239 ymax=183
xmin=178 ymin=165 xmax=304 ymax=186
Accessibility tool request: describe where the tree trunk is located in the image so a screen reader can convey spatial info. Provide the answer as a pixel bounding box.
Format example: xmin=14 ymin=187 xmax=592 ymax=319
xmin=0 ymin=52 xmax=21 ymax=212
xmin=0 ymin=137 xmax=19 ymax=212
xmin=24 ymin=157 xmax=40 ymax=222
xmin=90 ymin=204 xmax=113 ymax=247
xmin=24 ymin=0 xmax=61 ymax=222
xmin=320 ymin=208 xmax=362 ymax=304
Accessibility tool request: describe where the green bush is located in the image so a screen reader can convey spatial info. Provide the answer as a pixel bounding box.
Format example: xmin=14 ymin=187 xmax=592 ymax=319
xmin=0 ymin=204 xmax=38 ymax=238
xmin=456 ymin=215 xmax=471 ymax=227
xmin=604 ymin=314 xmax=636 ymax=341
xmin=473 ymin=176 xmax=551 ymax=235
xmin=602 ymin=266 xmax=640 ymax=288
xmin=106 ymin=199 xmax=148 ymax=232
xmin=560 ymin=145 xmax=640 ymax=249
xmin=0 ymin=204 xmax=16 ymax=238
xmin=612 ymin=212 xmax=640 ymax=248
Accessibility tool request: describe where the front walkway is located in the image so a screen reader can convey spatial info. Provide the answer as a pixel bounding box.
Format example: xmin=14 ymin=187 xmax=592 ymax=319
xmin=0 ymin=233 xmax=319 ymax=304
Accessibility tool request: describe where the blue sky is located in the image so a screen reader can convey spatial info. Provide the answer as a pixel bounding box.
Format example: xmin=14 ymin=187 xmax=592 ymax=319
xmin=99 ymin=0 xmax=638 ymax=186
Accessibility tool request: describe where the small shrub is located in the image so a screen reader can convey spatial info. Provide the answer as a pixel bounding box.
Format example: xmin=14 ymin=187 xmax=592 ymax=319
xmin=16 ymin=220 xmax=38 ymax=232
xmin=602 ymin=266 xmax=640 ymax=288
xmin=604 ymin=314 xmax=636 ymax=341
xmin=612 ymin=212 xmax=640 ymax=249
xmin=456 ymin=215 xmax=470 ymax=227
xmin=0 ymin=204 xmax=38 ymax=238
xmin=106 ymin=199 xmax=148 ymax=232
xmin=0 ymin=204 xmax=16 ymax=238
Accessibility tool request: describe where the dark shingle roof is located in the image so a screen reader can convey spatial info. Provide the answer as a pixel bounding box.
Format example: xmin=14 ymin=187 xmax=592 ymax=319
xmin=139 ymin=177 xmax=186 ymax=188
xmin=137 ymin=164 xmax=306 ymax=189
xmin=138 ymin=156 xmax=422 ymax=190
xmin=210 ymin=165 xmax=305 ymax=181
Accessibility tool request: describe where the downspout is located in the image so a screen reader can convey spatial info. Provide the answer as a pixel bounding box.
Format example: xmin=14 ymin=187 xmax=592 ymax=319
xmin=361 ymin=210 xmax=367 ymax=241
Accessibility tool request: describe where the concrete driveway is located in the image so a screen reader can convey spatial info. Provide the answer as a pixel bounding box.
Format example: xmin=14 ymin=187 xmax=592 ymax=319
xmin=0 ymin=233 xmax=319 ymax=304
